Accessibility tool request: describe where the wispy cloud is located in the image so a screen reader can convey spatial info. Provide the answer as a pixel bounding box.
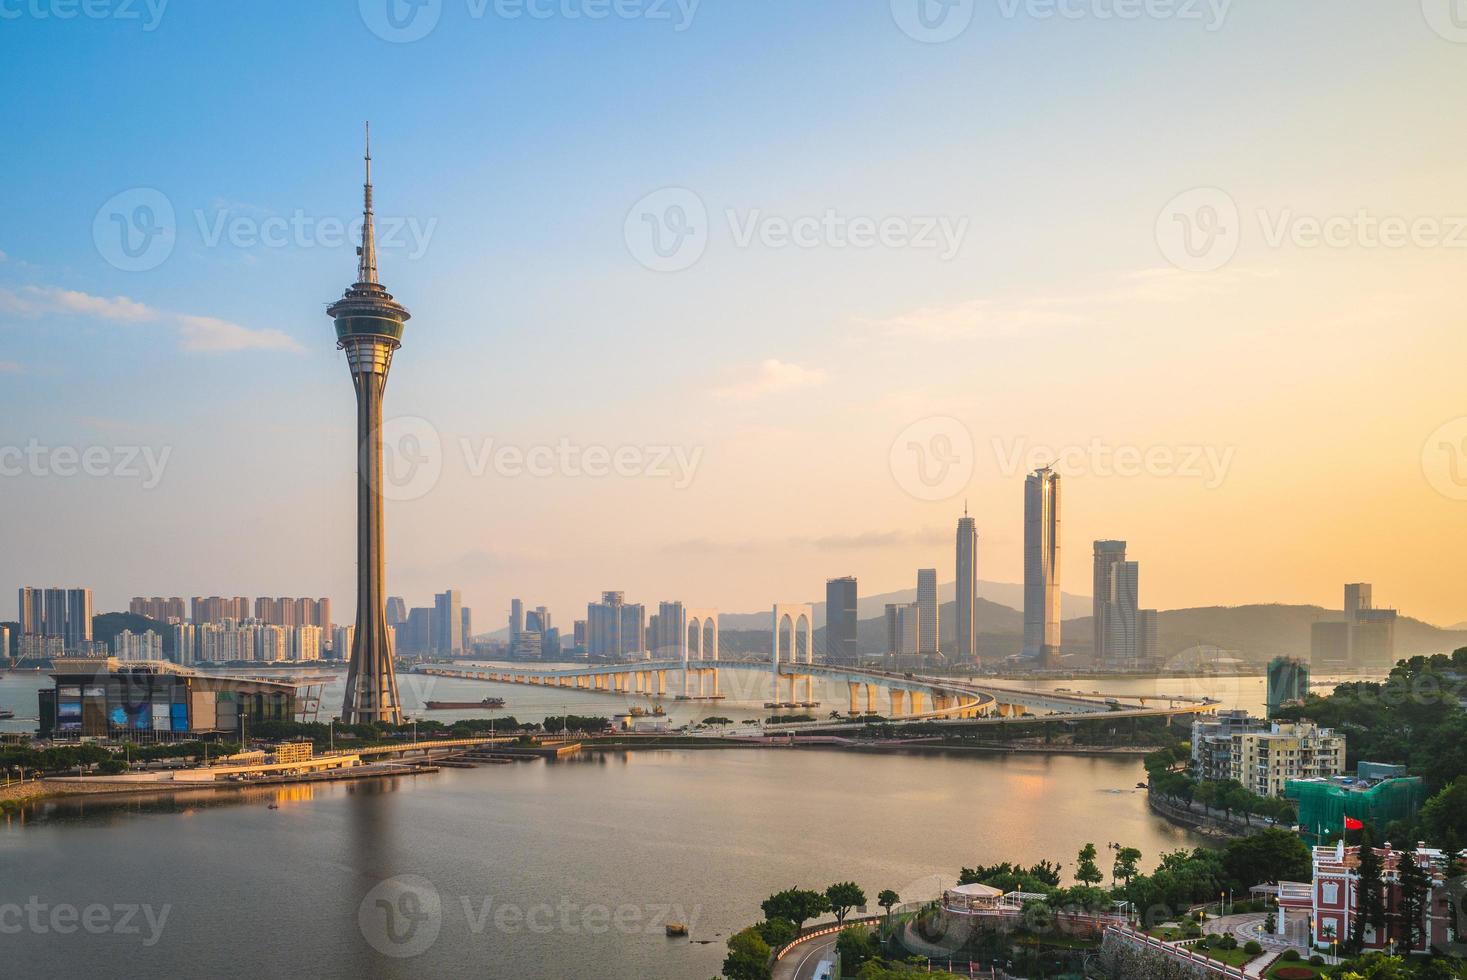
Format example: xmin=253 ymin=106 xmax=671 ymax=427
xmin=856 ymin=266 xmax=1278 ymax=342
xmin=713 ymin=358 xmax=827 ymax=400
xmin=0 ymin=284 xmax=302 ymax=353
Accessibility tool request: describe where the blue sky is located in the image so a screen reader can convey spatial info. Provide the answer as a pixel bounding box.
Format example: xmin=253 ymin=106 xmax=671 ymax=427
xmin=4 ymin=1 xmax=1467 ymax=628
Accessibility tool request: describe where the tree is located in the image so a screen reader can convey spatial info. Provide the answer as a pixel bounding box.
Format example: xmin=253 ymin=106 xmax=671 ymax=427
xmin=760 ymin=888 xmax=829 ymax=931
xmin=1394 ymin=849 xmax=1431 ymax=953
xmin=835 ymin=926 xmax=879 ymax=974
xmin=1221 ymin=829 xmax=1311 ymax=892
xmin=1075 ymin=843 xmax=1104 ymax=887
xmin=756 ymin=918 xmax=797 ymax=947
xmin=722 ymin=926 xmax=772 ymax=980
xmin=1421 ymin=777 xmax=1467 ymax=853
xmin=1351 ymin=837 xmax=1387 ymax=953
xmin=825 ymin=882 xmax=866 ymax=925
xmin=877 ymin=889 xmax=900 ymax=919
xmin=1113 ymin=847 xmax=1142 ymax=890
xmin=1337 ymin=952 xmax=1412 ymax=980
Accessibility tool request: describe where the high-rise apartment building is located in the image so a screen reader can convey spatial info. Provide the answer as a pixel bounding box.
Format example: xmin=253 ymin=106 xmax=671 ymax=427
xmin=884 ymin=602 xmax=920 ymax=666
xmin=1137 ymin=608 xmax=1160 ymax=666
xmin=112 ymin=629 xmax=163 ymax=661
xmin=916 ymin=568 xmax=939 ymax=658
xmin=824 ymin=577 xmax=859 ymax=665
xmin=1229 ymin=722 xmax=1346 ymax=797
xmin=385 ymin=596 xmax=407 ymax=628
xmin=18 ymin=586 xmax=92 ymax=648
xmin=18 ymin=587 xmax=43 ymax=635
xmin=1092 ymin=540 xmax=1127 ymax=660
xmin=1023 ymin=467 xmax=1061 ymax=661
xmin=403 ymin=607 xmax=432 ymax=655
xmin=654 ymin=601 xmax=686 ymax=659
xmin=130 ymin=597 xmax=187 ymax=621
xmin=588 ymin=591 xmax=645 ymax=660
xmin=1266 ymin=656 xmax=1310 ymax=718
xmin=1104 ymin=561 xmax=1140 ymax=668
xmin=434 ymin=590 xmax=464 ymax=656
xmin=954 ymin=510 xmax=979 ymax=663
xmin=173 ymin=623 xmax=198 ymax=666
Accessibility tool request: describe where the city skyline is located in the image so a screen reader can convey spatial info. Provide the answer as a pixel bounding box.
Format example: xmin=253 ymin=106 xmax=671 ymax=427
xmin=4 ymin=5 xmax=1467 ymax=629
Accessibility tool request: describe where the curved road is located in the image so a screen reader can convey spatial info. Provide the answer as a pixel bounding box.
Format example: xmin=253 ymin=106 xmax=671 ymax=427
xmin=772 ymin=931 xmax=841 ymax=980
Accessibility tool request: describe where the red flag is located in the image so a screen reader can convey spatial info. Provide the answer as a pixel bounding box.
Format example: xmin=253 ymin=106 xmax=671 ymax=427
xmin=1345 ymin=816 xmax=1364 ymax=830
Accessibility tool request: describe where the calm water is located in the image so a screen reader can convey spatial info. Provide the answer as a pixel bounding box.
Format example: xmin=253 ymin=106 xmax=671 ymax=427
xmin=1 ymin=747 xmax=1205 ymax=978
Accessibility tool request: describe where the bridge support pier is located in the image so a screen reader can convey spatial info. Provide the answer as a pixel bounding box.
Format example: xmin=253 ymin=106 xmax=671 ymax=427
xmin=910 ymin=691 xmax=925 ymax=715
xmin=889 ymin=690 xmax=906 ymax=717
xmin=848 ymin=682 xmax=860 ymax=715
xmin=864 ymin=684 xmax=876 ymax=714
xmin=657 ymin=671 xmax=666 ymax=696
xmin=803 ymin=675 xmax=813 ymax=704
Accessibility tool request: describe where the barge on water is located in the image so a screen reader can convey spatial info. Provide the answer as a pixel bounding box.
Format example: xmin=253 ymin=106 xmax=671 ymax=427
xmin=423 ymin=698 xmax=506 ymax=710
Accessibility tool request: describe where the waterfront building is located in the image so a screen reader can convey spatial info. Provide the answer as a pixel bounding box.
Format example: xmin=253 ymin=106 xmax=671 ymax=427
xmin=916 ymin=568 xmax=939 ymax=658
xmin=112 ymin=629 xmax=163 ymax=661
xmin=1104 ymin=561 xmax=1140 ymax=668
xmin=1092 ymin=540 xmax=1127 ymax=661
xmin=1276 ymin=840 xmax=1457 ymax=952
xmin=884 ymin=602 xmax=920 ymax=668
xmin=824 ymin=577 xmax=859 ymax=665
xmin=19 ymin=634 xmax=66 ymax=660
xmin=0 ymin=625 xmax=9 ymax=661
xmin=1137 ymin=609 xmax=1159 ymax=666
xmin=385 ymin=596 xmax=407 ymax=627
xmin=587 ymin=591 xmax=645 ymax=660
xmin=1229 ymin=721 xmax=1346 ymax=797
xmin=1352 ymin=608 xmax=1397 ymax=670
xmin=653 ymin=601 xmax=686 ymax=660
xmin=332 ymin=625 xmax=354 ymax=662
xmin=259 ymin=625 xmax=290 ymax=662
xmin=461 ymin=607 xmax=472 ymax=646
xmin=291 ymin=625 xmax=323 ymax=662
xmin=954 ymin=508 xmax=979 ymax=663
xmin=1023 ymin=467 xmax=1061 ymax=662
xmin=1266 ymin=656 xmax=1310 ymax=718
xmin=18 ymin=587 xmax=43 ymax=635
xmin=433 ymin=590 xmax=464 ymax=656
xmin=38 ymin=658 xmax=298 ymax=738
xmin=1311 ymin=620 xmax=1350 ymax=667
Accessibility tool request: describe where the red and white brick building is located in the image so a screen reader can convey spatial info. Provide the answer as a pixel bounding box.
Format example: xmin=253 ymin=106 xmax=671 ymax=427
xmin=1277 ymin=840 xmax=1461 ymax=953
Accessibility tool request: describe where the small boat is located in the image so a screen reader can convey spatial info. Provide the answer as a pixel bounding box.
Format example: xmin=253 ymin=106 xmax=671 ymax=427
xmin=267 ymin=803 xmax=280 ymax=810
xmin=423 ymin=698 xmax=506 ymax=710
xmin=628 ymin=705 xmax=666 ymax=718
xmin=0 ymin=709 xmax=14 ymax=720
xmin=666 ymin=922 xmax=688 ymax=937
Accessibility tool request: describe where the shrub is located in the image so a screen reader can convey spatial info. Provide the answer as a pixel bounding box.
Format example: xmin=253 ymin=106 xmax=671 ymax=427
xmin=1243 ymin=940 xmax=1262 ymax=955
xmin=1219 ymin=935 xmax=1238 ymax=950
xmin=1280 ymin=948 xmax=1300 ymax=961
xmin=1308 ymin=955 xmax=1325 ymax=966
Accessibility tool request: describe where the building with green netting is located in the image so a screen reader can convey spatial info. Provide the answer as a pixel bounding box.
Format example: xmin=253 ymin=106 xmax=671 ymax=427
xmin=1286 ymin=770 xmax=1426 ymax=842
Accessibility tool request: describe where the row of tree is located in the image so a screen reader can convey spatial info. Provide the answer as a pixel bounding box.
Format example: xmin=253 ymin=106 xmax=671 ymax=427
xmin=723 ymin=882 xmax=902 ymax=980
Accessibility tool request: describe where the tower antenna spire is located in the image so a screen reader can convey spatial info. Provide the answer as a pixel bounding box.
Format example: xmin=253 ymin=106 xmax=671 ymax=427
xmin=358 ymin=121 xmax=378 ymax=285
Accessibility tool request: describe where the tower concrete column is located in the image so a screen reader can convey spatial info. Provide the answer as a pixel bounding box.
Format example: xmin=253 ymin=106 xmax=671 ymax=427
xmin=849 ymin=682 xmax=860 ymax=715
